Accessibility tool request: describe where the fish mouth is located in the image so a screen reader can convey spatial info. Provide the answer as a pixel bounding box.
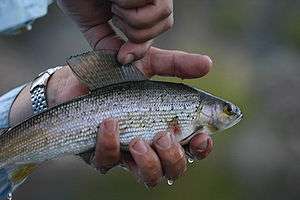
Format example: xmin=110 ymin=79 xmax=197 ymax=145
xmin=236 ymin=113 xmax=243 ymax=122
xmin=217 ymin=113 xmax=243 ymax=131
xmin=229 ymin=113 xmax=243 ymax=128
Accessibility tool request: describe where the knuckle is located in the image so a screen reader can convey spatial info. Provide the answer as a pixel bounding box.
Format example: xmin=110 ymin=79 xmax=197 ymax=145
xmin=127 ymin=17 xmax=149 ymax=30
xmin=143 ymin=167 xmax=161 ymax=187
xmin=166 ymin=157 xmax=187 ymax=179
xmin=128 ymin=31 xmax=150 ymax=43
xmin=160 ymin=5 xmax=173 ymax=19
xmin=144 ymin=176 xmax=160 ymax=187
xmin=95 ymin=155 xmax=116 ymax=170
xmin=164 ymin=16 xmax=174 ymax=31
xmin=195 ymin=152 xmax=208 ymax=160
xmin=190 ymin=136 xmax=213 ymax=160
xmin=162 ymin=147 xmax=186 ymax=178
xmin=126 ymin=18 xmax=174 ymax=43
xmin=143 ymin=156 xmax=158 ymax=170
xmin=96 ymin=159 xmax=112 ymax=169
xmin=131 ymin=18 xmax=150 ymax=29
xmin=95 ymin=150 xmax=119 ymax=168
xmin=163 ymin=143 xmax=184 ymax=163
xmin=101 ymin=139 xmax=119 ymax=152
xmin=140 ymin=154 xmax=161 ymax=171
xmin=197 ymin=148 xmax=213 ymax=160
xmin=169 ymin=149 xmax=185 ymax=166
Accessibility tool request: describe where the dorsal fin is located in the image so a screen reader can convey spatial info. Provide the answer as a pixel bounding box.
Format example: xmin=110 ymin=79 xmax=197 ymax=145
xmin=67 ymin=50 xmax=147 ymax=91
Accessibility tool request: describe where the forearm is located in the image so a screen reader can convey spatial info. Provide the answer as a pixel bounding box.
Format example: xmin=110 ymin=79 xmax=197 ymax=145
xmin=9 ymin=66 xmax=89 ymax=126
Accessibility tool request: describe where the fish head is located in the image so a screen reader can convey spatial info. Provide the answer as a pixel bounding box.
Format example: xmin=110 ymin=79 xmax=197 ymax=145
xmin=193 ymin=95 xmax=243 ymax=135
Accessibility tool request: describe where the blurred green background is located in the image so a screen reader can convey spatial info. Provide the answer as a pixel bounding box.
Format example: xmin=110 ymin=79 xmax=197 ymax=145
xmin=1 ymin=0 xmax=300 ymax=200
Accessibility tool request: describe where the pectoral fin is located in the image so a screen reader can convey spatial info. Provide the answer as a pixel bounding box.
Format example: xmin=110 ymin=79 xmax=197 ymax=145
xmin=0 ymin=164 xmax=37 ymax=200
xmin=67 ymin=50 xmax=147 ymax=90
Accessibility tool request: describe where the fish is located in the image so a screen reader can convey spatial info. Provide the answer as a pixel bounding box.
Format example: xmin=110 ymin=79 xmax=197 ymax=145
xmin=0 ymin=50 xmax=243 ymax=199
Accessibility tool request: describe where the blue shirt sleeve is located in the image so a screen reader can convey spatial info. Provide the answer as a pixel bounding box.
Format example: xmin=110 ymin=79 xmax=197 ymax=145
xmin=0 ymin=85 xmax=26 ymax=129
xmin=0 ymin=0 xmax=53 ymax=34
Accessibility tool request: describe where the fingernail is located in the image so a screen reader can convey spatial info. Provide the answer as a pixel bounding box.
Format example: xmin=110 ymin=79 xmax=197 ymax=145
xmin=156 ymin=132 xmax=172 ymax=149
xmin=102 ymin=119 xmax=117 ymax=132
xmin=123 ymin=54 xmax=134 ymax=64
xmin=203 ymin=55 xmax=213 ymax=67
xmin=132 ymin=140 xmax=148 ymax=154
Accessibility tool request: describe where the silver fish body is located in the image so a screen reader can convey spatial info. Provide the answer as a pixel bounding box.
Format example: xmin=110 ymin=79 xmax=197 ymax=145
xmin=0 ymin=80 xmax=241 ymax=167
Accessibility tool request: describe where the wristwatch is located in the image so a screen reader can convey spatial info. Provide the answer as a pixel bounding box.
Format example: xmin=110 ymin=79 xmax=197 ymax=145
xmin=30 ymin=66 xmax=63 ymax=114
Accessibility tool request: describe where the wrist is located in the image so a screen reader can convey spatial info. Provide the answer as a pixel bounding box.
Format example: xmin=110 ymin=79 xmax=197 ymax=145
xmin=46 ymin=65 xmax=90 ymax=107
xmin=9 ymin=65 xmax=89 ymax=126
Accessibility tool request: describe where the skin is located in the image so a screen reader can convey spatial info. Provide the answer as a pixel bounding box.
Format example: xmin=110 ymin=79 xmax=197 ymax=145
xmin=9 ymin=0 xmax=214 ymax=187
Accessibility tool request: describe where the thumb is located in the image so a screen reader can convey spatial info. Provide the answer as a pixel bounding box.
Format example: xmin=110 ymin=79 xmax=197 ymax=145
xmin=117 ymin=40 xmax=153 ymax=64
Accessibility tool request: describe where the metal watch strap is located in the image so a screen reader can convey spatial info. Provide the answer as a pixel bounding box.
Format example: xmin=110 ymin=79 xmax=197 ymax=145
xmin=30 ymin=66 xmax=63 ymax=114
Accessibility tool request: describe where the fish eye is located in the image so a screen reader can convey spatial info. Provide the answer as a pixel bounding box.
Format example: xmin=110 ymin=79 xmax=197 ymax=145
xmin=223 ymin=104 xmax=234 ymax=116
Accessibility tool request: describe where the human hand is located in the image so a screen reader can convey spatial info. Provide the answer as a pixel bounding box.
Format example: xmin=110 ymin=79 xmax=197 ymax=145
xmin=57 ymin=0 xmax=174 ymax=64
xmin=87 ymin=118 xmax=213 ymax=187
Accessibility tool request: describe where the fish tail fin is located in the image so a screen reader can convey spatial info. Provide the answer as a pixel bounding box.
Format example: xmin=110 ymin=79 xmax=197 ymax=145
xmin=0 ymin=164 xmax=37 ymax=200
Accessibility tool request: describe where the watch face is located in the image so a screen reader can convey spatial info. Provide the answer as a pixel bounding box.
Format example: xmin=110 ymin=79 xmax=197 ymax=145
xmin=30 ymin=67 xmax=63 ymax=91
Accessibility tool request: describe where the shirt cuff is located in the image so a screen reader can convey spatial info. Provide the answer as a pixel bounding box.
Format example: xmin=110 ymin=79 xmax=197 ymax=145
xmin=0 ymin=0 xmax=53 ymax=34
xmin=0 ymin=85 xmax=26 ymax=129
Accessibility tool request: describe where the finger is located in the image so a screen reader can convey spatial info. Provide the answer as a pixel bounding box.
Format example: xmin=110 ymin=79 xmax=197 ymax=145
xmin=120 ymin=153 xmax=141 ymax=181
xmin=111 ymin=1 xmax=173 ymax=29
xmin=129 ymin=139 xmax=163 ymax=187
xmin=58 ymin=0 xmax=123 ymax=51
xmin=153 ymin=132 xmax=187 ymax=180
xmin=111 ymin=0 xmax=154 ymax=9
xmin=189 ymin=133 xmax=213 ymax=160
xmin=135 ymin=47 xmax=213 ymax=78
xmin=94 ymin=118 xmax=120 ymax=173
xmin=84 ymin=24 xmax=124 ymax=50
xmin=117 ymin=40 xmax=153 ymax=64
xmin=112 ymin=14 xmax=173 ymax=43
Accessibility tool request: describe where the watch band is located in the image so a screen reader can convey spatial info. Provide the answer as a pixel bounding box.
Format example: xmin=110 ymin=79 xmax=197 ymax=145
xmin=30 ymin=66 xmax=63 ymax=114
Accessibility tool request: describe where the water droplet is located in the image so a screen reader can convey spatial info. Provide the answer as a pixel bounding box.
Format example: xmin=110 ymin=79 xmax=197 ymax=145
xmin=7 ymin=193 xmax=12 ymax=200
xmin=167 ymin=179 xmax=174 ymax=186
xmin=188 ymin=157 xmax=194 ymax=164
xmin=26 ymin=24 xmax=32 ymax=31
